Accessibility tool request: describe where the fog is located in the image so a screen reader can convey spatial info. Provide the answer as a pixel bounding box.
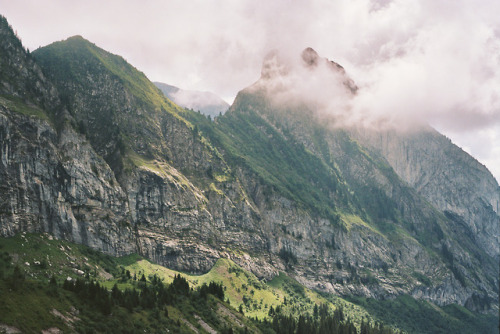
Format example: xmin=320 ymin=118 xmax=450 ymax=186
xmin=1 ymin=0 xmax=498 ymax=181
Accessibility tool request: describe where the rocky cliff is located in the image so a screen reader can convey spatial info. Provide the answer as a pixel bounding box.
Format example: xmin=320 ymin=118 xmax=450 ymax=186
xmin=0 ymin=15 xmax=498 ymax=312
xmin=351 ymin=127 xmax=500 ymax=261
xmin=0 ymin=17 xmax=135 ymax=255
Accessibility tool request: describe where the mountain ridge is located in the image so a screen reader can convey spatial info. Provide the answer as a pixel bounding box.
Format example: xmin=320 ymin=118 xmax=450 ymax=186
xmin=0 ymin=15 xmax=498 ymax=319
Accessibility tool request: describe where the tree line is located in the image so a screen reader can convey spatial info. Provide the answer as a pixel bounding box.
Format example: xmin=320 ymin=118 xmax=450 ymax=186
xmin=261 ymin=303 xmax=399 ymax=334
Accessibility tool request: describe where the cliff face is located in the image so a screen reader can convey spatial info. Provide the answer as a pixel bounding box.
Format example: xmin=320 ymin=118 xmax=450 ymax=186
xmin=0 ymin=17 xmax=59 ymax=112
xmin=0 ymin=106 xmax=136 ymax=254
xmin=210 ymin=48 xmax=499 ymax=309
xmin=351 ymin=128 xmax=500 ymax=260
xmin=1 ymin=16 xmax=498 ymax=311
xmin=0 ymin=18 xmax=135 ymax=254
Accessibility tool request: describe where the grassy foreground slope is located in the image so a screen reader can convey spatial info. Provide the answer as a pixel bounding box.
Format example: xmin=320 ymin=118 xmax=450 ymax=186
xmin=0 ymin=234 xmax=261 ymax=333
xmin=1 ymin=234 xmax=496 ymax=333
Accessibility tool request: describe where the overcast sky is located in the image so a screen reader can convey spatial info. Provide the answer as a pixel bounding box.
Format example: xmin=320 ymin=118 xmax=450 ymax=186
xmin=1 ymin=0 xmax=499 ymax=182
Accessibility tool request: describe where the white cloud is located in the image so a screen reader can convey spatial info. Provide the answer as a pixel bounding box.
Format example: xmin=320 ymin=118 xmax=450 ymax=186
xmin=0 ymin=0 xmax=499 ymax=181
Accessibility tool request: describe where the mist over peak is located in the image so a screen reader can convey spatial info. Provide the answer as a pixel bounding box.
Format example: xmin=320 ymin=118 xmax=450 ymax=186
xmin=259 ymin=47 xmax=356 ymax=89
xmin=249 ymin=47 xmax=425 ymax=131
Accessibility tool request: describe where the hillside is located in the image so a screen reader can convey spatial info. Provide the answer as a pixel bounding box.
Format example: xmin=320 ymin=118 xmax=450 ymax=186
xmin=0 ymin=13 xmax=498 ymax=332
xmin=186 ymin=49 xmax=499 ymax=309
xmin=1 ymin=233 xmax=496 ymax=333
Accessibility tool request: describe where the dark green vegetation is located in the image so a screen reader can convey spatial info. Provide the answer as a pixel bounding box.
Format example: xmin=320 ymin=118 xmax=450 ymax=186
xmin=0 ymin=15 xmax=60 ymax=123
xmin=33 ymin=34 xmax=190 ymax=176
xmin=28 ymin=18 xmax=498 ymax=299
xmin=31 ymin=32 xmax=362 ymax=224
xmin=0 ymin=244 xmax=250 ymax=333
xmin=184 ymin=100 xmax=352 ymax=223
xmin=1 ymin=234 xmax=497 ymax=333
xmin=347 ymin=295 xmax=498 ymax=334
xmin=0 ymin=234 xmax=396 ymax=334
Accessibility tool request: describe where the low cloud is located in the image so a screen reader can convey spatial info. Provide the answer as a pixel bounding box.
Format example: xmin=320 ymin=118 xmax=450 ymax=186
xmin=250 ymin=48 xmax=355 ymax=114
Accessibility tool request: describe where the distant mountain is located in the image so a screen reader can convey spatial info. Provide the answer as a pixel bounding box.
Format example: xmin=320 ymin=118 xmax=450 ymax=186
xmin=0 ymin=14 xmax=498 ymax=333
xmin=154 ymin=81 xmax=229 ymax=117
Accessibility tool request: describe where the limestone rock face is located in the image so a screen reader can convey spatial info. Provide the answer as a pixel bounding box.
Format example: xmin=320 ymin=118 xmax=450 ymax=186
xmin=351 ymin=128 xmax=500 ymax=261
xmin=0 ymin=104 xmax=136 ymax=255
xmin=0 ymin=16 xmax=498 ymax=312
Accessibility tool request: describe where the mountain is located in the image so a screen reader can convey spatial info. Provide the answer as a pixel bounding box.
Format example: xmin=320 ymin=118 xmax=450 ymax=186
xmin=192 ymin=48 xmax=499 ymax=309
xmin=155 ymin=82 xmax=229 ymax=118
xmin=0 ymin=14 xmax=498 ymax=329
xmin=0 ymin=24 xmax=136 ymax=255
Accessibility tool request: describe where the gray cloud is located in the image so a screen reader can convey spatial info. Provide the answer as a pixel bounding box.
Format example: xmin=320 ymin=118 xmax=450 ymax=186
xmin=1 ymin=0 xmax=499 ymax=181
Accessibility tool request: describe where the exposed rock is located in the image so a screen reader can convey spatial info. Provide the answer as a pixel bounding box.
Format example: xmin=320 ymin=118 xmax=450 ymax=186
xmin=41 ymin=328 xmax=62 ymax=334
xmin=0 ymin=324 xmax=22 ymax=334
xmin=351 ymin=127 xmax=500 ymax=261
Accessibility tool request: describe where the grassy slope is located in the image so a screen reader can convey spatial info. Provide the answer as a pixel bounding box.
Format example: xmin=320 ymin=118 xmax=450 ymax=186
xmin=32 ymin=35 xmax=436 ymax=248
xmin=0 ymin=280 xmax=72 ymax=332
xmin=34 ymin=37 xmax=356 ymax=227
xmin=347 ymin=295 xmax=498 ymax=334
xmin=32 ymin=36 xmax=230 ymax=194
xmin=188 ymin=94 xmax=485 ymax=295
xmin=0 ymin=234 xmax=260 ymax=333
xmin=1 ymin=233 xmax=496 ymax=334
xmin=33 ymin=36 xmax=183 ymax=117
xmin=0 ymin=95 xmax=50 ymax=122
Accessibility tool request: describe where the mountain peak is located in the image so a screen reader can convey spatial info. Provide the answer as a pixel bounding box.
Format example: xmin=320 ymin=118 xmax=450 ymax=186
xmin=260 ymin=49 xmax=290 ymax=80
xmin=67 ymin=35 xmax=85 ymax=41
xmin=258 ymin=47 xmax=357 ymax=92
xmin=0 ymin=15 xmax=61 ymax=113
xmin=301 ymin=47 xmax=320 ymax=66
xmin=56 ymin=35 xmax=93 ymax=48
xmin=238 ymin=47 xmax=358 ymax=115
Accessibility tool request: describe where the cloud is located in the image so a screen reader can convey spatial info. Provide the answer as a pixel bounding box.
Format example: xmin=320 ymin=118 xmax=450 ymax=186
xmin=349 ymin=1 xmax=500 ymax=130
xmin=247 ymin=48 xmax=360 ymax=126
xmin=1 ymin=0 xmax=499 ymax=180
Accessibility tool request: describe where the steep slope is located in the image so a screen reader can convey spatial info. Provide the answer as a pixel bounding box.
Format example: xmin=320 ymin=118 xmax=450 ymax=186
xmin=33 ymin=36 xmax=188 ymax=174
xmin=155 ymin=81 xmax=229 ymax=117
xmin=0 ymin=234 xmax=266 ymax=334
xmin=32 ymin=36 xmax=268 ymax=273
xmin=2 ymin=233 xmax=496 ymax=334
xmin=0 ymin=16 xmax=60 ymax=115
xmin=1 ymin=13 xmax=497 ymax=315
xmin=0 ymin=16 xmax=135 ymax=254
xmin=190 ymin=48 xmax=498 ymax=309
xmin=350 ymin=127 xmax=500 ymax=261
